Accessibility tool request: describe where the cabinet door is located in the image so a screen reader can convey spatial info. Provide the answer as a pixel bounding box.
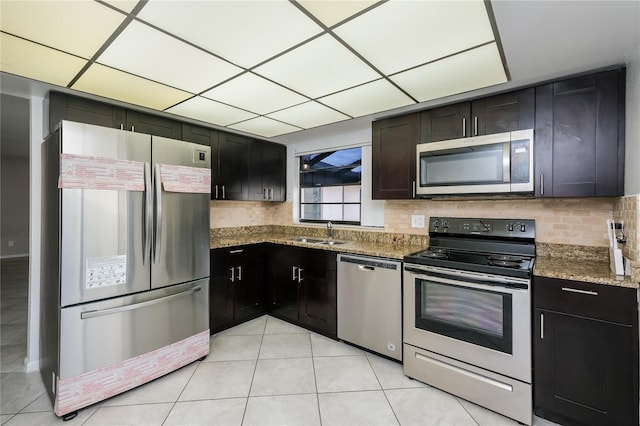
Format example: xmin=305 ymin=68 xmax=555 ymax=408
xmin=248 ymin=140 xmax=286 ymax=201
xmin=218 ymin=132 xmax=249 ymax=200
xmin=420 ymin=103 xmax=470 ymax=142
xmin=233 ymin=246 xmax=264 ymax=321
xmin=535 ymin=69 xmax=625 ymax=197
xmin=372 ymin=113 xmax=420 ymax=199
xmin=126 ymin=110 xmax=182 ymax=139
xmin=298 ymin=249 xmax=337 ymax=336
xmin=48 ymin=91 xmax=126 ymax=133
xmin=181 ymin=123 xmax=217 ymax=147
xmin=209 ymin=249 xmax=234 ymax=331
xmin=472 ymin=88 xmax=535 ymax=136
xmin=266 ymin=245 xmax=300 ymax=322
xmin=534 ymin=309 xmax=637 ymax=425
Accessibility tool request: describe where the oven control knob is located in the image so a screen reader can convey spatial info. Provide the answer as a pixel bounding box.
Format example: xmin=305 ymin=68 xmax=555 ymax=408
xmin=433 ymin=220 xmax=441 ymax=229
xmin=520 ymin=224 xmax=527 ymax=232
xmin=507 ymin=223 xmax=514 ymax=232
xmin=442 ymin=221 xmax=450 ymax=229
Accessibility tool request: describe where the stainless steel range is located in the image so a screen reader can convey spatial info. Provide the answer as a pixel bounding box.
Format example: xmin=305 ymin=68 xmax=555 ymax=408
xmin=403 ymin=217 xmax=535 ymax=425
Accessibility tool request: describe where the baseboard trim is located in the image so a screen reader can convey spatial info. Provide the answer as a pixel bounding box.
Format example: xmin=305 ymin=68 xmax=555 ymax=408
xmin=24 ymin=357 xmax=40 ymax=373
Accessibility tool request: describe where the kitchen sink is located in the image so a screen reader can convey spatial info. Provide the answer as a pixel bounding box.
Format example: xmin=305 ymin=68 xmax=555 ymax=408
xmin=288 ymin=237 xmax=346 ymax=245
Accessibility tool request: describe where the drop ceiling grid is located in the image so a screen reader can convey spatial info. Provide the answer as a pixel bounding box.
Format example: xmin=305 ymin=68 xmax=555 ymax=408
xmin=0 ymin=0 xmax=506 ymax=138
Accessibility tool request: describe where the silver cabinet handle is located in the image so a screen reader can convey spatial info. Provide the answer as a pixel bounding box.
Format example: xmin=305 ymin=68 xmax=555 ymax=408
xmin=412 ymin=180 xmax=416 ymax=198
xmin=237 ymin=266 xmax=242 ymax=281
xmin=474 ymin=116 xmax=478 ymax=136
xmin=540 ymin=174 xmax=544 ymax=196
xmin=561 ymin=287 xmax=598 ymax=296
xmin=222 ymin=185 xmax=226 ymax=199
xmin=215 ymin=184 xmax=219 ymax=199
xmin=540 ymin=312 xmax=544 ymax=339
xmin=230 ymin=267 xmax=235 ymax=282
xmin=131 ymin=125 xmax=135 ymax=132
xmin=269 ymin=188 xmax=273 ymax=200
xmin=120 ymin=123 xmax=124 ymax=130
xmin=298 ymin=267 xmax=304 ymax=283
xmin=292 ymin=266 xmax=298 ymax=281
xmin=81 ymin=286 xmax=201 ymax=319
xmin=264 ymin=188 xmax=268 ymax=200
xmin=229 ymin=249 xmax=244 ymax=254
xmin=462 ymin=118 xmax=466 ymax=137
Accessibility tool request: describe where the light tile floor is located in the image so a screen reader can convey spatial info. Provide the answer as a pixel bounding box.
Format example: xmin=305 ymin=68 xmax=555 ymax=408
xmin=1 ymin=258 xmax=560 ymax=425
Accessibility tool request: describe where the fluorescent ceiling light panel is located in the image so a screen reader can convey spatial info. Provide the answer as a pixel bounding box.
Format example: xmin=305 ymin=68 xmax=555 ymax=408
xmin=202 ymin=73 xmax=308 ymax=115
xmin=0 ymin=1 xmax=126 ymax=59
xmin=266 ymin=101 xmax=349 ymax=129
xmin=228 ymin=117 xmax=302 ymax=138
xmin=391 ymin=43 xmax=507 ymax=102
xmin=319 ymin=79 xmax=414 ymax=117
xmin=101 ymin=1 xmax=139 ymax=13
xmin=334 ymin=0 xmax=495 ymax=75
xmin=297 ymin=1 xmax=380 ymax=27
xmin=97 ymin=21 xmax=242 ymax=94
xmin=137 ymin=0 xmax=323 ymax=69
xmin=254 ymin=34 xmax=380 ymax=99
xmin=0 ymin=34 xmax=87 ymax=87
xmin=166 ymin=96 xmax=257 ymax=127
xmin=72 ymin=64 xmax=192 ymax=111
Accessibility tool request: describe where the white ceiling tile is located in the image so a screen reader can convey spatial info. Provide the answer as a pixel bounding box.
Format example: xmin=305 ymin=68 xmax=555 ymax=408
xmin=137 ymin=0 xmax=323 ymax=68
xmin=334 ymin=0 xmax=495 ymax=75
xmin=254 ymin=34 xmax=380 ymax=99
xmin=391 ymin=43 xmax=507 ymax=102
xmin=202 ymin=73 xmax=308 ymax=115
xmin=166 ymin=96 xmax=257 ymax=127
xmin=266 ymin=101 xmax=349 ymax=129
xmin=228 ymin=117 xmax=302 ymax=138
xmin=0 ymin=33 xmax=87 ymax=87
xmin=0 ymin=1 xmax=127 ymax=59
xmin=319 ymin=79 xmax=414 ymax=118
xmin=297 ymin=1 xmax=380 ymax=27
xmin=101 ymin=0 xmax=139 ymax=13
xmin=97 ymin=21 xmax=242 ymax=94
xmin=72 ymin=63 xmax=192 ymax=110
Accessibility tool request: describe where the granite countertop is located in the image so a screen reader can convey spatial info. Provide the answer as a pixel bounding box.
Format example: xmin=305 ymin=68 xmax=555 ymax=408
xmin=533 ymin=243 xmax=639 ymax=289
xmin=210 ymin=226 xmax=639 ymax=289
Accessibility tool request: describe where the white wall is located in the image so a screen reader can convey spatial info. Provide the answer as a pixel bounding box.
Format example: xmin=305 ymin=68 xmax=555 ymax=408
xmin=625 ymin=36 xmax=640 ymax=196
xmin=1 ymin=154 xmax=30 ymax=257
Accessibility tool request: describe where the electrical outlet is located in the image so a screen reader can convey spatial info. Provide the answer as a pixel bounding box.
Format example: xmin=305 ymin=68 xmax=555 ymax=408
xmin=411 ymin=215 xmax=425 ymax=228
xmin=8 ymin=241 xmax=14 ymax=247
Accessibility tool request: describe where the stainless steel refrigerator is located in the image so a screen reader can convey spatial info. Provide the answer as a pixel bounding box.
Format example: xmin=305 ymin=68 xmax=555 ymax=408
xmin=40 ymin=121 xmax=211 ymax=418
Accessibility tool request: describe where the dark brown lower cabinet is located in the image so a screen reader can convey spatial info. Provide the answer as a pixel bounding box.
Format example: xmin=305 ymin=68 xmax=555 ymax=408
xmin=209 ymin=245 xmax=264 ymax=332
xmin=534 ymin=277 xmax=638 ymax=425
xmin=266 ymin=244 xmax=337 ymax=337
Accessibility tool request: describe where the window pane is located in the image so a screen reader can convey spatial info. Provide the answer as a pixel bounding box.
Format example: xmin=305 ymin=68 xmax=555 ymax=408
xmin=344 ymin=185 xmax=361 ymax=202
xmin=322 ymin=186 xmax=343 ymax=203
xmin=301 ymin=187 xmax=321 ymax=203
xmin=344 ymin=204 xmax=361 ymax=222
xmin=321 ymin=204 xmax=344 ymax=221
xmin=300 ymin=147 xmax=361 ymax=188
xmin=300 ymin=147 xmax=361 ymax=170
xmin=301 ymin=204 xmax=322 ymax=221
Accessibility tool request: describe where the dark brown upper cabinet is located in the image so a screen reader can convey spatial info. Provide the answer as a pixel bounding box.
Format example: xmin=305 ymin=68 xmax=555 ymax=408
xmin=248 ymin=140 xmax=286 ymax=202
xmin=534 ymin=68 xmax=625 ymax=197
xmin=214 ymin=132 xmax=250 ymax=201
xmin=420 ymin=88 xmax=535 ymax=143
xmin=48 ymin=91 xmax=126 ymax=133
xmin=372 ymin=112 xmax=420 ymax=200
xmin=181 ymin=123 xmax=217 ymax=147
xmin=125 ymin=110 xmax=182 ymax=139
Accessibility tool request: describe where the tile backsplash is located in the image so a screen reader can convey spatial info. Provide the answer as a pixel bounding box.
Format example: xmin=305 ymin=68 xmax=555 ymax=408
xmin=210 ymin=196 xmax=639 ymax=261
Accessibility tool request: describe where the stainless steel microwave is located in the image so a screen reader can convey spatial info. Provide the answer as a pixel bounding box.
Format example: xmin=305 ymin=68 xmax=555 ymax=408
xmin=416 ymin=129 xmax=534 ymax=197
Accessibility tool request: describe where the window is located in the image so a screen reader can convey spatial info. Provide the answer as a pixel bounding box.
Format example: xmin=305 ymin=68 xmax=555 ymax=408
xmin=299 ymin=147 xmax=361 ymax=224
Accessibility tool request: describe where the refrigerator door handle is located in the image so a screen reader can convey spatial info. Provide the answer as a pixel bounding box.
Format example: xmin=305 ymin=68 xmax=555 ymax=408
xmin=153 ymin=164 xmax=163 ymax=263
xmin=143 ymin=162 xmax=152 ymax=265
xmin=80 ymin=286 xmax=202 ymax=319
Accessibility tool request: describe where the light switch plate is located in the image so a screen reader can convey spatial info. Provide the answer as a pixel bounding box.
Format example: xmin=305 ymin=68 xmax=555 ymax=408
xmin=411 ymin=215 xmax=425 ymax=228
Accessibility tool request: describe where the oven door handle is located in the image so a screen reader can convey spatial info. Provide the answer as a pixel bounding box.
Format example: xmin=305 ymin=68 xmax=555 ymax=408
xmin=404 ymin=266 xmax=529 ymax=290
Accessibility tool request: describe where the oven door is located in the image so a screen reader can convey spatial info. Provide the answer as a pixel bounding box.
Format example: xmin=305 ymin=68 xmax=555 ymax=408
xmin=403 ymin=264 xmax=531 ymax=382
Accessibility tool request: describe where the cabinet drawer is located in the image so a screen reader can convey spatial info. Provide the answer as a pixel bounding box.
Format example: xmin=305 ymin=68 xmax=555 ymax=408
xmin=534 ymin=277 xmax=636 ymax=325
xmin=213 ymin=244 xmax=263 ymax=263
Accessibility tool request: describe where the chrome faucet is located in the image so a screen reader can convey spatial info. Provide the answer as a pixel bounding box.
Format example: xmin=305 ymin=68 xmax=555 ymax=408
xmin=327 ymin=221 xmax=333 ymax=239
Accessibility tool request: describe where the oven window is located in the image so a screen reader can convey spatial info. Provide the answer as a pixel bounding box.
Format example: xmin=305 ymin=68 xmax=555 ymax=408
xmin=415 ymin=280 xmax=513 ymax=354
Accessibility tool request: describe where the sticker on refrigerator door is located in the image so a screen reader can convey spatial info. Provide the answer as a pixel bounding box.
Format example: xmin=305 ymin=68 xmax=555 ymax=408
xmin=85 ymin=255 xmax=127 ymax=289
xmin=58 ymin=153 xmax=145 ymax=191
xmin=159 ymin=164 xmax=211 ymax=193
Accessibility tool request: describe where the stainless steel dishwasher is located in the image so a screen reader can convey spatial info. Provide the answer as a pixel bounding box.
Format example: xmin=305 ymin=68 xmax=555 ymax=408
xmin=337 ymin=254 xmax=402 ymax=361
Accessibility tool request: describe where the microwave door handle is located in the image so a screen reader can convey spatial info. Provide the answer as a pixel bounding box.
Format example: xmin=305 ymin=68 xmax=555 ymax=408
xmin=503 ymin=143 xmax=510 ymax=183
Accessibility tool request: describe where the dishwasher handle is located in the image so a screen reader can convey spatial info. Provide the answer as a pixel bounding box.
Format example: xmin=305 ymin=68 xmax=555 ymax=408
xmin=338 ymin=255 xmax=399 ymax=271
